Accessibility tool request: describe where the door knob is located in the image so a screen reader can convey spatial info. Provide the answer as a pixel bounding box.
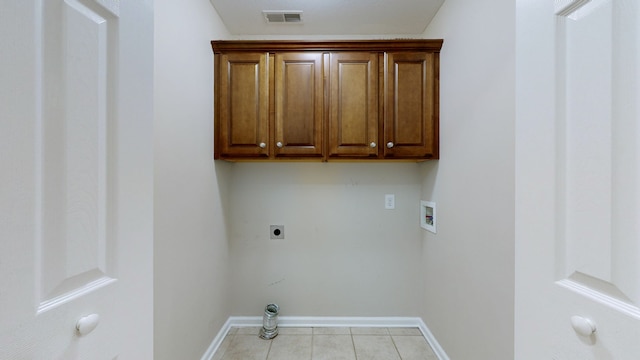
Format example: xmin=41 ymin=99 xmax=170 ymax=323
xmin=570 ymin=315 xmax=596 ymax=337
xmin=76 ymin=313 xmax=100 ymax=336
xmin=259 ymin=142 xmax=266 ymax=149
xmin=370 ymin=142 xmax=377 ymax=148
xmin=276 ymin=142 xmax=283 ymax=148
xmin=386 ymin=142 xmax=394 ymax=148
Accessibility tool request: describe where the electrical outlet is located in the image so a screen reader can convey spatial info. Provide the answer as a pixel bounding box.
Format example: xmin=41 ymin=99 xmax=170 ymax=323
xmin=385 ymin=194 xmax=395 ymax=209
xmin=270 ymin=225 xmax=284 ymax=239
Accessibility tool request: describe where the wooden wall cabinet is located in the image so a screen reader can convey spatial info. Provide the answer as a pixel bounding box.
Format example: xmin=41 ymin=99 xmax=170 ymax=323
xmin=385 ymin=51 xmax=439 ymax=159
xmin=275 ymin=52 xmax=324 ymax=158
xmin=328 ymin=52 xmax=379 ymax=158
xmin=212 ymin=40 xmax=442 ymax=161
xmin=216 ymin=52 xmax=269 ymax=158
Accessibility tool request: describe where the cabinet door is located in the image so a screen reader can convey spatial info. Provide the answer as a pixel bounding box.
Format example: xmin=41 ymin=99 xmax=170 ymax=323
xmin=328 ymin=52 xmax=379 ymax=158
xmin=274 ymin=52 xmax=324 ymax=158
xmin=216 ymin=52 xmax=269 ymax=158
xmin=385 ymin=52 xmax=439 ymax=158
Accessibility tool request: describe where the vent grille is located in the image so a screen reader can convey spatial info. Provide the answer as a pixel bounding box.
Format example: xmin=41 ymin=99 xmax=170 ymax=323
xmin=263 ymin=11 xmax=303 ymax=23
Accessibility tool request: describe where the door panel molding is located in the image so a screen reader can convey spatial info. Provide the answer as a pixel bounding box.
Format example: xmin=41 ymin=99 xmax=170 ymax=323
xmin=556 ymin=278 xmax=640 ymax=320
xmin=554 ymin=0 xmax=640 ymax=316
xmin=36 ymin=0 xmax=117 ymax=312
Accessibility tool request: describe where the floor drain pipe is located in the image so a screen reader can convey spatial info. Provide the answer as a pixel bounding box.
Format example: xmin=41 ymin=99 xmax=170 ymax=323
xmin=259 ymin=303 xmax=279 ymax=340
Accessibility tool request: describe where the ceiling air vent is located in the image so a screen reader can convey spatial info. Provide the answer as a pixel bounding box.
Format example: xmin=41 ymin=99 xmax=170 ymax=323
xmin=263 ymin=11 xmax=303 ymax=23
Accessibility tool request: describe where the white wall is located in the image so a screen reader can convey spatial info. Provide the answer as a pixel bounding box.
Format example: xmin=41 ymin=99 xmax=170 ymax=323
xmin=419 ymin=0 xmax=516 ymax=359
xmin=154 ymin=1 xmax=231 ymax=359
xmin=154 ymin=1 xmax=516 ymax=357
xmin=228 ymin=163 xmax=425 ymax=316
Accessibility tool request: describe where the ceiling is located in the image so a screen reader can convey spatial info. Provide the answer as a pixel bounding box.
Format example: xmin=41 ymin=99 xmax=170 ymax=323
xmin=208 ymin=0 xmax=445 ymax=37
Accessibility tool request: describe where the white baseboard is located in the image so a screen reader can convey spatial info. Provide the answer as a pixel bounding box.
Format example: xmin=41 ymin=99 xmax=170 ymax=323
xmin=201 ymin=316 xmax=449 ymax=360
xmin=199 ymin=317 xmax=233 ymax=360
xmin=416 ymin=317 xmax=450 ymax=360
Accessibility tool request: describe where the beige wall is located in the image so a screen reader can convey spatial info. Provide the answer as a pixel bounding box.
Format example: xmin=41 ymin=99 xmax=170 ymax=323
xmin=154 ymin=0 xmax=517 ymax=358
xmin=228 ymin=163 xmax=425 ymax=316
xmin=420 ymin=0 xmax=516 ymax=359
xmin=153 ymin=1 xmax=232 ymax=359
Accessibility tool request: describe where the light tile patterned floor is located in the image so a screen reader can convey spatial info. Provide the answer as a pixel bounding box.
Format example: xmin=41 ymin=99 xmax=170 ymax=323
xmin=212 ymin=327 xmax=439 ymax=360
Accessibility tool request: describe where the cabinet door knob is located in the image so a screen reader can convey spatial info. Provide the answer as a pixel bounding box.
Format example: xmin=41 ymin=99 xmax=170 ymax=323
xmin=259 ymin=142 xmax=266 ymax=149
xmin=370 ymin=142 xmax=377 ymax=148
xmin=386 ymin=142 xmax=394 ymax=148
xmin=276 ymin=142 xmax=283 ymax=148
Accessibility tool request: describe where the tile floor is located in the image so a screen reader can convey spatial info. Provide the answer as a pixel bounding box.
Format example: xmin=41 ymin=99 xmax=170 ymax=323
xmin=212 ymin=326 xmax=439 ymax=360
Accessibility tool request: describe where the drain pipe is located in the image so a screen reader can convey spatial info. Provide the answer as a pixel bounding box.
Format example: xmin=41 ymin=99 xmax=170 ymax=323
xmin=259 ymin=303 xmax=279 ymax=340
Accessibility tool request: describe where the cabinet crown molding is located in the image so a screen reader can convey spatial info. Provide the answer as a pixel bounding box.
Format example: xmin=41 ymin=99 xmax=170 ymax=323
xmin=211 ymin=39 xmax=443 ymax=53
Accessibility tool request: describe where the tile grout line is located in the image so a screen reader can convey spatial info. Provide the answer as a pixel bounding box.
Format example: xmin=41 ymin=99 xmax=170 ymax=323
xmin=264 ymin=336 xmax=273 ymax=360
xmin=309 ymin=331 xmax=314 ymax=360
xmin=350 ymin=327 xmax=359 ymax=360
xmin=389 ymin=332 xmax=403 ymax=360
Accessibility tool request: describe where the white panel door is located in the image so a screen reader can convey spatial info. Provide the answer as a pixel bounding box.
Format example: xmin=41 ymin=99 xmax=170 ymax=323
xmin=516 ymin=0 xmax=640 ymax=358
xmin=0 ymin=0 xmax=153 ymax=359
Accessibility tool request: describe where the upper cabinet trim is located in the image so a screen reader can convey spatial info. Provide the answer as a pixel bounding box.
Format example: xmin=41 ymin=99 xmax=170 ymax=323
xmin=211 ymin=39 xmax=444 ymax=53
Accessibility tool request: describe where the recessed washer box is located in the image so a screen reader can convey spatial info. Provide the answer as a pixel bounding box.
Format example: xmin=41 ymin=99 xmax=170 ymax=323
xmin=420 ymin=201 xmax=436 ymax=233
